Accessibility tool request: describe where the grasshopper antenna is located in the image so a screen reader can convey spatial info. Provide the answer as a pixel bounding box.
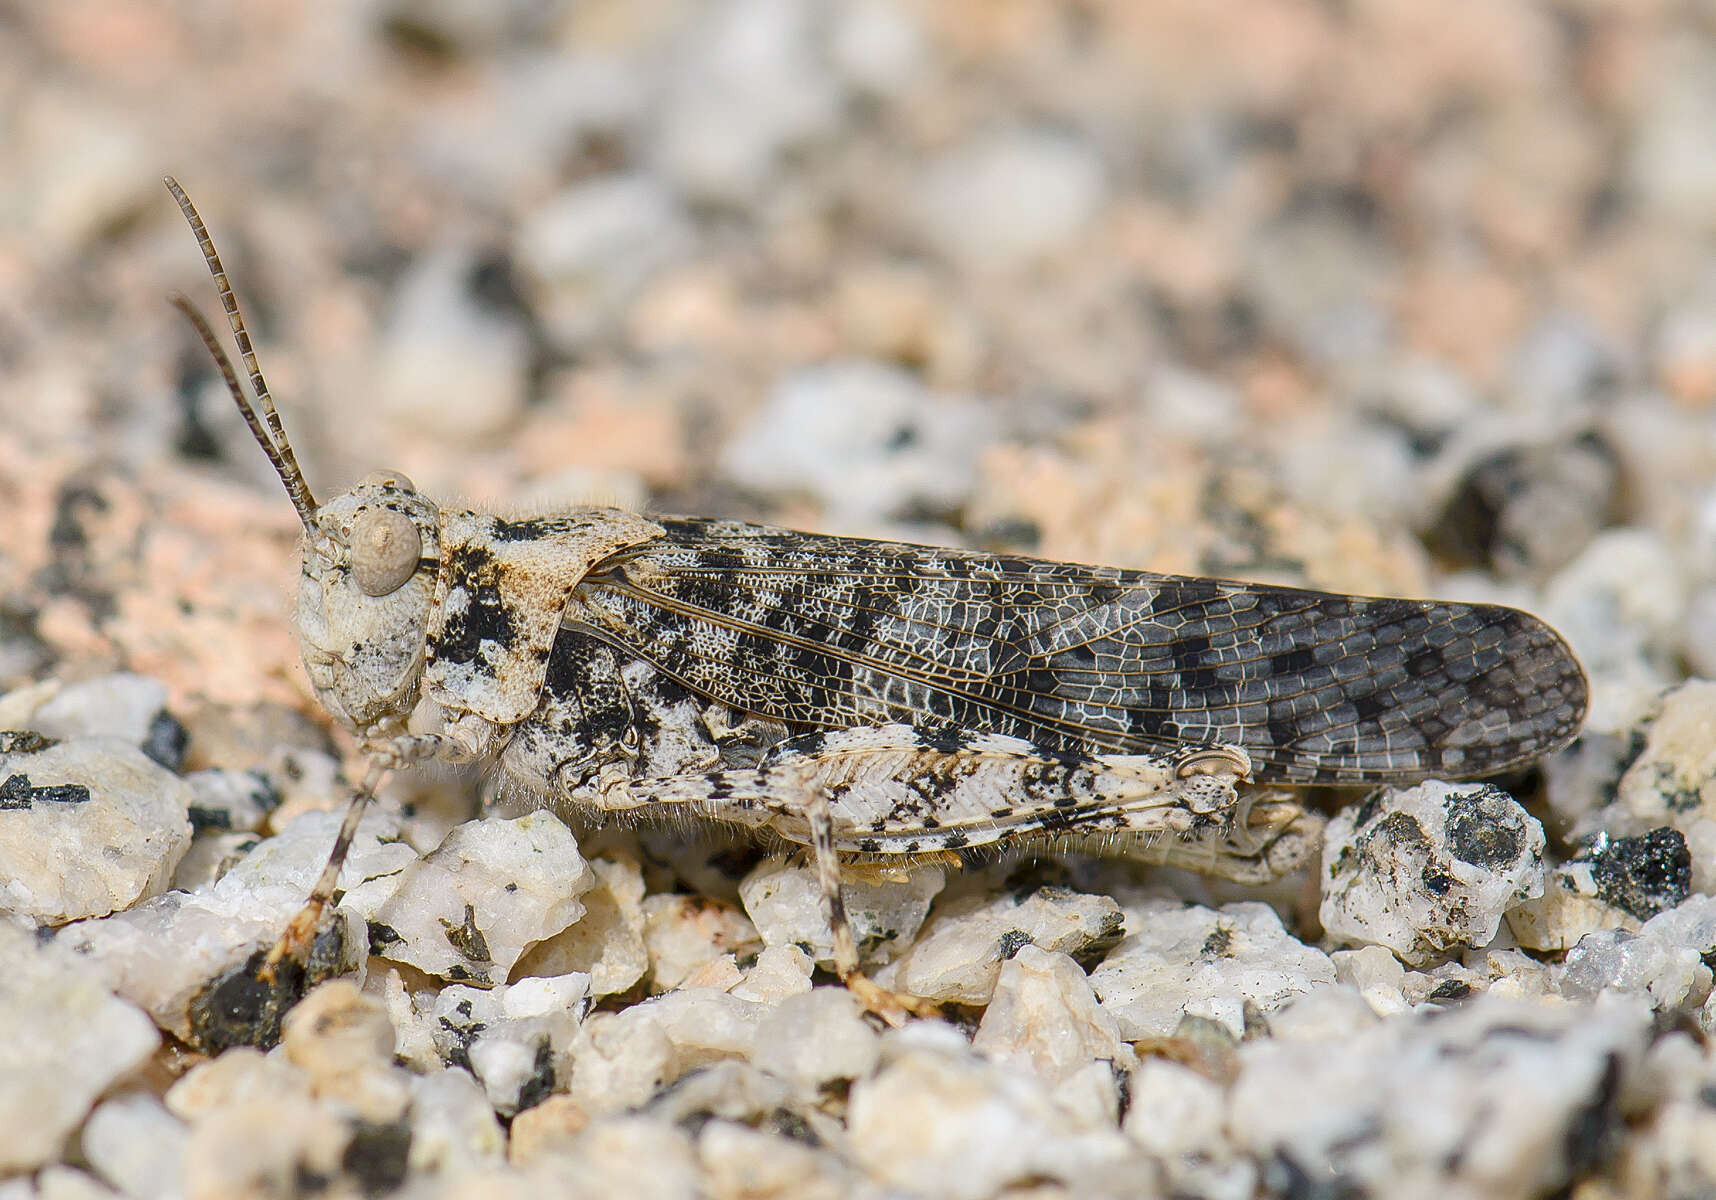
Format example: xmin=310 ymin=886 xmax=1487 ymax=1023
xmin=164 ymin=176 xmax=319 ymax=532
xmin=168 ymin=295 xmax=317 ymax=533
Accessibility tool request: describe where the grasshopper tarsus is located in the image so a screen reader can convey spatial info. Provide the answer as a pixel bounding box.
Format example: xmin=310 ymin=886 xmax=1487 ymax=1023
xmin=259 ymin=899 xmax=328 ymax=986
xmin=842 ymin=971 xmax=941 ymax=1029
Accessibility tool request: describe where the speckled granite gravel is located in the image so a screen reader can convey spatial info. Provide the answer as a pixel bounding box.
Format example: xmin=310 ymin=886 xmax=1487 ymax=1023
xmin=4 ymin=3 xmax=1716 ymax=1198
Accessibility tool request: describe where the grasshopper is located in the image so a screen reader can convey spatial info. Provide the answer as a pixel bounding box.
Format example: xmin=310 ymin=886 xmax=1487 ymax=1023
xmin=163 ymin=178 xmax=1589 ymax=1018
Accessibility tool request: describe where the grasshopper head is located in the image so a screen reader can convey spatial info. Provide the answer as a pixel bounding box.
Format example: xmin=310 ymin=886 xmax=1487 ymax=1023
xmin=296 ymin=472 xmax=442 ymax=732
xmin=165 ymin=178 xmax=442 ymax=735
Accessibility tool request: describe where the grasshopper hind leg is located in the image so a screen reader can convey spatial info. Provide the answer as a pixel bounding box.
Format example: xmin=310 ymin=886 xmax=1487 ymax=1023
xmin=533 ymin=721 xmax=1267 ymax=1024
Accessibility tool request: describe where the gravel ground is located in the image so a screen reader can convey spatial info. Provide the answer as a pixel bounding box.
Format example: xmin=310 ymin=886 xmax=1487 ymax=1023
xmin=3 ymin=3 xmax=1716 ymax=1198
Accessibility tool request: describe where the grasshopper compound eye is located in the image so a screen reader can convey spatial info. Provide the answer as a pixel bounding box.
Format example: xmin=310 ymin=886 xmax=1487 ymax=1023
xmin=350 ymin=508 xmax=422 ymax=596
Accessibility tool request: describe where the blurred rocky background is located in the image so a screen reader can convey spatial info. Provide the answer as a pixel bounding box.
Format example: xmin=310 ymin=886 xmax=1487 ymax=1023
xmin=3 ymin=3 xmax=1716 ymax=1198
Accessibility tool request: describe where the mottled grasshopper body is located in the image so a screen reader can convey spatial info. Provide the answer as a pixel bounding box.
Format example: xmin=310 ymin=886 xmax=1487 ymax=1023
xmin=164 ymin=179 xmax=1588 ymax=1015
